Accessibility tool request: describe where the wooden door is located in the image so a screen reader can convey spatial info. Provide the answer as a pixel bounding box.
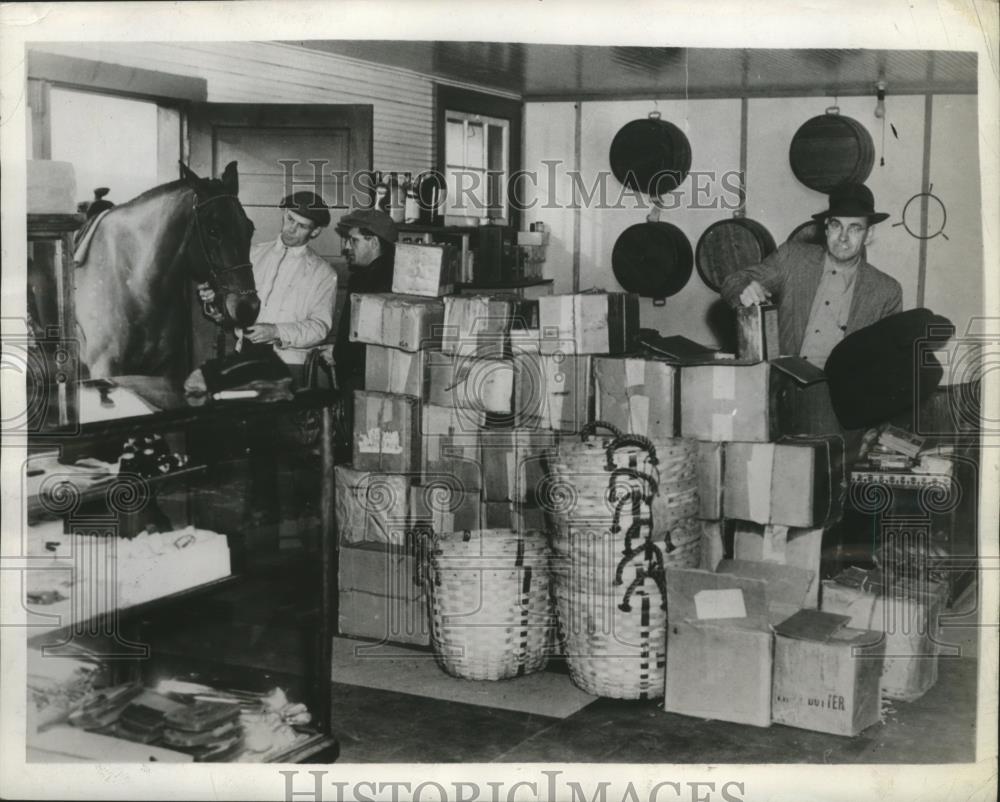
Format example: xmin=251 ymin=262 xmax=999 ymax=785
xmin=187 ymin=103 xmax=373 ymax=364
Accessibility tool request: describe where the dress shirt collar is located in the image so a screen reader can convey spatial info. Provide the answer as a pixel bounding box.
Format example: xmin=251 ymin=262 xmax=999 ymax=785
xmin=270 ymin=238 xmax=311 ymax=258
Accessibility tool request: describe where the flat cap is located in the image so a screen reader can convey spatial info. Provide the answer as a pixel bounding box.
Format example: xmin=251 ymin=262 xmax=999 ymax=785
xmin=279 ymin=191 xmax=331 ymax=228
xmin=335 ymin=208 xmax=398 ymax=243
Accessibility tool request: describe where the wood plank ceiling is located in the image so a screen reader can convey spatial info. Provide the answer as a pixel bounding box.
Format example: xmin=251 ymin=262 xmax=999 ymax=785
xmin=285 ymin=42 xmax=978 ymax=100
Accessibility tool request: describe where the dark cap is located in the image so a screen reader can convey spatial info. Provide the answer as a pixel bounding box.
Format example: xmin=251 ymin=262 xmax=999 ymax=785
xmin=811 ymin=182 xmax=889 ymax=225
xmin=335 ymin=208 xmax=398 ymax=243
xmin=279 ymin=191 xmax=331 ymax=228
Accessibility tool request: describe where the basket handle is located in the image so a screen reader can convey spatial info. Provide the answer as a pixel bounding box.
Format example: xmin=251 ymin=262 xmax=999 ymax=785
xmin=580 ymin=420 xmax=622 ymax=442
xmin=617 ymin=565 xmax=668 ymax=612
xmin=607 ymin=466 xmax=660 ymax=496
xmin=605 ymin=435 xmax=659 ymax=470
xmin=609 ymin=488 xmax=649 ymax=534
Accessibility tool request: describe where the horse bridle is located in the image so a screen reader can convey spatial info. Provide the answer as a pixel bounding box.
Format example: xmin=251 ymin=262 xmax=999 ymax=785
xmin=190 ymin=193 xmax=256 ymax=299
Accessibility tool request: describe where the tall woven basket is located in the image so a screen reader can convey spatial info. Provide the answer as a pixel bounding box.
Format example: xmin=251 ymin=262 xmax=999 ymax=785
xmin=543 ymin=422 xmax=701 ymax=699
xmin=429 ymin=529 xmax=554 ymax=681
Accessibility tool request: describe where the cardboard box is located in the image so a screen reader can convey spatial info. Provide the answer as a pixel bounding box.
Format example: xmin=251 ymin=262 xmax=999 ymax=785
xmin=425 ymin=350 xmax=514 ymax=414
xmin=392 ymin=242 xmax=458 ymax=297
xmin=593 ymin=357 xmax=677 ymax=437
xmin=513 ymin=353 xmax=592 ymax=432
xmin=736 ymin=303 xmax=780 ymax=362
xmin=482 ymin=500 xmax=546 ymax=532
xmin=733 ymin=523 xmax=824 ymax=608
xmin=538 ymin=293 xmax=639 ymax=355
xmin=480 ymin=429 xmax=556 ymax=503
xmin=699 ymin=520 xmax=725 ymax=572
xmin=664 ymin=567 xmax=777 ymax=727
xmin=679 ymin=362 xmax=777 ymax=442
xmin=350 ymin=293 xmax=444 ymax=352
xmin=441 ymin=295 xmax=517 ymax=357
xmin=715 ymin=559 xmax=814 ymax=625
xmin=821 ymin=574 xmax=947 ymax=701
xmin=696 ymin=441 xmax=723 ymax=520
xmin=338 ymin=540 xmax=430 ymax=646
xmin=771 ymin=609 xmax=884 ymax=736
xmin=724 ymin=436 xmax=844 ymax=527
xmin=353 ymin=390 xmax=421 ymax=473
xmin=334 ymin=465 xmax=415 ymax=547
xmin=364 ymin=345 xmax=424 ymax=396
xmin=409 ymin=484 xmax=482 ymax=534
xmin=421 ymin=404 xmax=484 ymax=491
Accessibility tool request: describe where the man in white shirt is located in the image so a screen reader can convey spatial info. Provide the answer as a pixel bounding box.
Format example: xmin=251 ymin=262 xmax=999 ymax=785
xmin=200 ymin=191 xmax=337 ymax=386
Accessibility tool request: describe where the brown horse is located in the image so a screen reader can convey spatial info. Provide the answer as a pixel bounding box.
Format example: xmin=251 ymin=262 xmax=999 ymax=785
xmin=74 ymin=162 xmax=260 ymax=381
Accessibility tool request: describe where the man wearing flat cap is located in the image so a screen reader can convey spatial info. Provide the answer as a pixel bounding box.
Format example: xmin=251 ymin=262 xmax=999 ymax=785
xmin=722 ymin=182 xmax=903 ymax=453
xmin=200 ymin=190 xmax=338 ymax=384
xmin=332 ymin=208 xmax=398 ymax=388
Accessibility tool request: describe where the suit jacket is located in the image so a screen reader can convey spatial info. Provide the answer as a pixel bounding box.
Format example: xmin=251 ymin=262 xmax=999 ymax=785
xmin=720 ymin=241 xmax=903 ymax=356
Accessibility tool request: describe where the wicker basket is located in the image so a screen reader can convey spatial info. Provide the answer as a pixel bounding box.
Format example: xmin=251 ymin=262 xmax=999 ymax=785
xmin=429 ymin=529 xmax=554 ymax=681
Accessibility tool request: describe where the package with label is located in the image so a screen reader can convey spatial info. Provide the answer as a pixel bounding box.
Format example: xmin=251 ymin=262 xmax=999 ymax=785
xmin=593 ymin=356 xmax=677 ymax=437
xmin=821 ymin=571 xmax=948 ymax=701
xmin=364 ymin=345 xmax=425 ymax=396
xmin=421 ymin=404 xmax=484 ymax=491
xmin=338 ymin=539 xmax=431 ymax=646
xmin=425 ymin=350 xmax=514 ymax=414
xmin=680 ymin=362 xmax=777 ymax=442
xmin=733 ymin=522 xmax=824 ymax=608
xmin=538 ymin=292 xmax=639 ymax=356
xmin=723 ymin=435 xmax=844 ymax=528
xmin=513 ymin=353 xmax=592 ymax=432
xmin=480 ymin=428 xmax=557 ymax=502
xmin=392 ymin=242 xmax=458 ymax=297
xmin=771 ymin=609 xmax=884 ymax=736
xmin=737 ymin=303 xmax=780 ymax=363
xmin=335 ymin=465 xmax=416 ymax=547
xmin=699 ymin=520 xmax=725 ymax=572
xmin=409 ymin=484 xmax=482 ymax=534
xmin=350 ymin=293 xmax=445 ymax=352
xmin=482 ymin=500 xmax=546 ymax=532
xmin=696 ymin=441 xmax=723 ymax=520
xmin=353 ymin=390 xmax=421 ymax=473
xmin=664 ymin=567 xmax=777 ymax=727
xmin=441 ymin=295 xmax=517 ymax=357
xmin=715 ymin=558 xmax=814 ymax=625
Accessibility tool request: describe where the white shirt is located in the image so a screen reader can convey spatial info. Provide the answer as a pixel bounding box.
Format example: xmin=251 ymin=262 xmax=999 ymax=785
xmin=799 ymin=255 xmax=859 ymax=369
xmin=246 ymin=238 xmax=338 ymax=365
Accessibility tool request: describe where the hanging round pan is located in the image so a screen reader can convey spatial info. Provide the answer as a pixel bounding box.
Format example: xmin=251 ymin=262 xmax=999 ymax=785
xmin=612 ymin=218 xmax=693 ymax=305
xmin=609 ymin=112 xmax=692 ymax=196
xmin=695 ymin=215 xmax=777 ymax=293
xmin=789 ymin=107 xmax=875 ymax=193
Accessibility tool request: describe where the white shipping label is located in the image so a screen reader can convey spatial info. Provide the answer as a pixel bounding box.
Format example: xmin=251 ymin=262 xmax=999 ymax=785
xmin=712 ymin=366 xmax=736 ymax=400
xmin=694 ymin=588 xmax=748 ymax=620
xmin=624 ymin=358 xmax=646 ymax=388
xmin=747 ymin=445 xmax=776 ymax=523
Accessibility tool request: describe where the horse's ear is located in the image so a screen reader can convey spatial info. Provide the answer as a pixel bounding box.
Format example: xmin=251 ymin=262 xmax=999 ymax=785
xmin=179 ymin=162 xmax=200 ymax=185
xmin=221 ymin=161 xmax=239 ymax=196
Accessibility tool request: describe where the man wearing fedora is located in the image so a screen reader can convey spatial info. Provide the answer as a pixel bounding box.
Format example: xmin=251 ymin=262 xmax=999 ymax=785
xmin=722 ymin=182 xmax=902 ymax=454
xmin=200 ymin=190 xmax=338 ymax=386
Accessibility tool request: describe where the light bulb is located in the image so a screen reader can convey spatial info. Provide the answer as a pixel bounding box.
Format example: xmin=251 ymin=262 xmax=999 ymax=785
xmin=875 ymin=81 xmax=887 ymax=119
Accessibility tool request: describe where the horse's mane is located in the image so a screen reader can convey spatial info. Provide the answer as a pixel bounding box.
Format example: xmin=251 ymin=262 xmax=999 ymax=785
xmin=113 ymin=174 xmax=232 ymax=210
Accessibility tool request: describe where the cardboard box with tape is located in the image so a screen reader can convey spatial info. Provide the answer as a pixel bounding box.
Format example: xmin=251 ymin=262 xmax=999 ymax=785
xmin=513 ymin=352 xmax=592 ymax=432
xmin=733 ymin=522 xmax=824 ymax=608
xmin=334 ymin=465 xmax=416 ymax=547
xmin=679 ymin=362 xmax=777 ymax=442
xmin=350 ymin=293 xmax=445 ymax=351
xmin=425 ymin=351 xmax=514 ymax=414
xmin=409 ymin=483 xmax=483 ymax=534
xmin=538 ymin=292 xmax=639 ymax=355
xmin=723 ymin=435 xmax=844 ymax=528
xmin=364 ymin=345 xmax=425 ymax=396
xmin=696 ymin=441 xmax=724 ymax=520
xmin=593 ymin=356 xmax=677 ymax=437
xmin=421 ymin=404 xmax=485 ymax=492
xmin=353 ymin=390 xmax=421 ymax=473
xmin=480 ymin=428 xmax=556 ymax=503
xmin=392 ymin=242 xmax=458 ymax=297
xmin=441 ymin=295 xmax=524 ymax=357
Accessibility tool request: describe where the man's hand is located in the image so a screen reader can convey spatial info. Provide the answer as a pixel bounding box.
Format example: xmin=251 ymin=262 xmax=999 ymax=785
xmin=739 ymin=280 xmax=771 ymax=307
xmin=244 ymin=323 xmax=280 ymax=345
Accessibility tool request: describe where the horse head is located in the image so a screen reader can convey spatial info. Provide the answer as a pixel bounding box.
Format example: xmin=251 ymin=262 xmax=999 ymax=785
xmin=180 ymin=161 xmax=261 ymax=328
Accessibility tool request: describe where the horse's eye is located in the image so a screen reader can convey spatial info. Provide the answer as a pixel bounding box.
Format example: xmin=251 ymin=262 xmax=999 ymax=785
xmin=208 ymin=227 xmax=220 ymax=238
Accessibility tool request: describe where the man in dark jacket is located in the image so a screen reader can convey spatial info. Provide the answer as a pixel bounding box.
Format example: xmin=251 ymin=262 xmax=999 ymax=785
xmin=721 ymin=183 xmax=903 ymax=457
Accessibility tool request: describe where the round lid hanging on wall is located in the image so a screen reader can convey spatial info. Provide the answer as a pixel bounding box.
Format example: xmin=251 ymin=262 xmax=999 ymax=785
xmin=609 ymin=112 xmax=692 ymax=196
xmin=789 ymin=107 xmax=875 ymax=193
xmin=612 ymin=215 xmax=693 ymax=305
xmin=695 ymin=215 xmax=777 ymax=293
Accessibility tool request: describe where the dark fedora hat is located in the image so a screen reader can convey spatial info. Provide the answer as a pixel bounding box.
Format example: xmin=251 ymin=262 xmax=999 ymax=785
xmin=279 ymin=191 xmax=331 ymax=228
xmin=811 ymin=182 xmax=889 ymax=225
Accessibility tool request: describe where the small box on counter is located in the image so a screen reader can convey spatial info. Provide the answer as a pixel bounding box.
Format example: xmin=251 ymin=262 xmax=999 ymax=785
xmin=723 ymin=435 xmax=844 ymax=528
xmin=338 ymin=540 xmax=430 ymax=646
xmin=441 ymin=295 xmax=519 ymax=357
xmin=696 ymin=441 xmax=723 ymax=520
xmin=350 ymin=293 xmax=444 ymax=352
xmin=425 ymin=350 xmax=514 ymax=414
xmin=593 ymin=356 xmax=677 ymax=437
xmin=421 ymin=404 xmax=485 ymax=491
xmin=353 ymin=390 xmax=421 ymax=473
xmin=392 ymin=242 xmax=459 ymax=297
xmin=513 ymin=353 xmax=592 ymax=432
xmin=538 ymin=292 xmax=639 ymax=355
xmin=821 ymin=570 xmax=948 ymax=702
xmin=680 ymin=362 xmax=777 ymax=442
xmin=364 ymin=345 xmax=424 ymax=396
xmin=409 ymin=484 xmax=483 ymax=534
xmin=737 ymin=303 xmax=780 ymax=362
xmin=733 ymin=523 xmax=824 ymax=608
xmin=334 ymin=465 xmax=415 ymax=547
xmin=771 ymin=609 xmax=884 ymax=736
xmin=480 ymin=429 xmax=557 ymax=503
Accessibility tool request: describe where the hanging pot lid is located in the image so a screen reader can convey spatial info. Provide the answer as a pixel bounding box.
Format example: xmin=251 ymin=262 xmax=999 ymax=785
xmin=609 ymin=111 xmax=692 ymax=196
xmin=612 ymin=208 xmax=693 ymax=304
